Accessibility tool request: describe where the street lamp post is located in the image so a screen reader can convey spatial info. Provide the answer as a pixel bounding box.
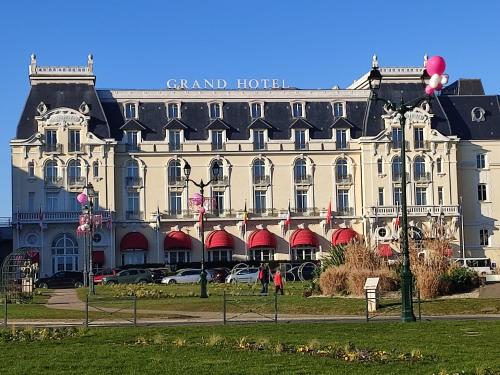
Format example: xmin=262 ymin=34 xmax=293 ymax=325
xmin=85 ymin=183 xmax=96 ymax=295
xmin=368 ymin=58 xmax=431 ymax=322
xmin=183 ymin=161 xmax=220 ymax=298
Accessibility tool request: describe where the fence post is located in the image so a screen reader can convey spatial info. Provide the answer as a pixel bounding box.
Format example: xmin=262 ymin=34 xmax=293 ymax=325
xmin=223 ymin=291 xmax=226 ymax=325
xmin=84 ymin=295 xmax=89 ymax=327
xmin=133 ymin=296 xmax=137 ymax=326
xmin=417 ymin=289 xmax=422 ymax=321
xmin=274 ymin=292 xmax=278 ymax=324
xmin=3 ymin=297 xmax=7 ymax=327
xmin=365 ymin=290 xmax=369 ymax=322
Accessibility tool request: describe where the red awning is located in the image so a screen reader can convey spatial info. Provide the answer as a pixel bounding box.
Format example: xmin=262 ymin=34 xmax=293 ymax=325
xmin=248 ymin=229 xmax=276 ymax=249
xmin=206 ymin=230 xmax=234 ymax=250
xmin=92 ymin=250 xmax=105 ymax=264
xmin=290 ymin=228 xmax=319 ymax=248
xmin=377 ymin=243 xmax=393 ymax=257
xmin=331 ymin=228 xmax=359 ymax=246
xmin=164 ymin=231 xmax=191 ymax=251
xmin=120 ymin=232 xmax=149 ymax=251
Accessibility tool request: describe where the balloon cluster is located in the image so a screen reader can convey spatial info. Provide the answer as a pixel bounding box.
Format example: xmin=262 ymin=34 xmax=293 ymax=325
xmin=77 ymin=193 xmax=88 ymax=205
xmin=425 ymin=56 xmax=448 ymax=96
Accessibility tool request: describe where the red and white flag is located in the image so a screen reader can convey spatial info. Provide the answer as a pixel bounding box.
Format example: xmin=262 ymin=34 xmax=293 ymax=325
xmin=326 ymin=201 xmax=332 ymax=225
xmin=394 ymin=216 xmax=400 ymax=232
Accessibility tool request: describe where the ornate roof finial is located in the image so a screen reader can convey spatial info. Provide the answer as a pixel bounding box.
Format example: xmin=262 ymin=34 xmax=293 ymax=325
xmin=372 ymin=54 xmax=379 ymax=69
xmin=30 ymin=53 xmax=36 ymax=64
xmin=87 ymin=53 xmax=94 ymax=72
xmin=423 ymin=53 xmax=428 ymax=67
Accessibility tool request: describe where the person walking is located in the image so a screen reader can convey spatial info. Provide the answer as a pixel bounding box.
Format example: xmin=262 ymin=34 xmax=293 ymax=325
xmin=258 ymin=263 xmax=265 ymax=294
xmin=258 ymin=263 xmax=270 ymax=294
xmin=274 ymin=268 xmax=284 ymax=295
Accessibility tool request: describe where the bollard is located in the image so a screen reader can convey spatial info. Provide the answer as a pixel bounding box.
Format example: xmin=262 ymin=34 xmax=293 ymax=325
xmin=84 ymin=295 xmax=89 ymax=327
xmin=274 ymin=293 xmax=278 ymax=324
xmin=133 ymin=296 xmax=137 ymax=326
xmin=223 ymin=291 xmax=226 ymax=325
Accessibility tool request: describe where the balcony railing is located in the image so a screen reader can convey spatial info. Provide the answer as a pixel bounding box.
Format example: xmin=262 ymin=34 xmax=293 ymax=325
xmin=44 ymin=144 xmax=63 ymax=153
xmin=369 ymin=205 xmax=459 ymax=217
xmin=253 ymin=175 xmax=271 ymax=186
xmin=294 ymin=175 xmax=313 ymax=185
xmin=44 ymin=176 xmax=64 ymax=187
xmin=337 ymin=207 xmax=354 ymax=216
xmin=392 ymin=172 xmax=410 ymax=183
xmin=68 ymin=176 xmax=86 ymax=187
xmin=68 ymin=143 xmax=82 ymax=153
xmin=391 ymin=140 xmax=409 ymax=150
xmin=168 ymin=176 xmax=186 ymax=186
xmin=212 ymin=176 xmax=229 ymax=186
xmin=125 ymin=176 xmax=143 ymax=187
xmin=414 ymin=140 xmax=430 ymax=150
xmin=126 ymin=210 xmax=142 ymax=220
xmin=16 ymin=210 xmax=111 ymax=223
xmin=414 ymin=172 xmax=431 ymax=183
xmin=335 ymin=174 xmax=353 ymax=184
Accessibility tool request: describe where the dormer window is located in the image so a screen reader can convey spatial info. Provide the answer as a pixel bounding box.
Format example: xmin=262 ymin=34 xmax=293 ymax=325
xmin=167 ymin=103 xmax=180 ymax=119
xmin=292 ymin=102 xmax=304 ymax=118
xmin=125 ymin=103 xmax=137 ymax=119
xmin=209 ymin=103 xmax=221 ymax=119
xmin=251 ymin=103 xmax=263 ymax=119
xmin=333 ymin=102 xmax=345 ymax=119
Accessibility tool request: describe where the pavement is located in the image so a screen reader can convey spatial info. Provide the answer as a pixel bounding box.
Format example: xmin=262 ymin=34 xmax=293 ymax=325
xmin=479 ymin=283 xmax=500 ymax=298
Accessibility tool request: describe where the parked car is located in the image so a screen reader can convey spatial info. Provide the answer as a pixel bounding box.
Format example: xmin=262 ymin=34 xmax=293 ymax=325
xmin=225 ymin=267 xmax=260 ymax=283
xmin=35 ymin=271 xmax=84 ymax=289
xmin=208 ymin=267 xmax=230 ymax=283
xmin=93 ymin=268 xmax=121 ymax=285
xmin=150 ymin=268 xmax=169 ymax=283
xmin=161 ymin=269 xmax=213 ymax=284
xmin=102 ymin=269 xmax=153 ymax=285
xmin=453 ymin=258 xmax=493 ymax=275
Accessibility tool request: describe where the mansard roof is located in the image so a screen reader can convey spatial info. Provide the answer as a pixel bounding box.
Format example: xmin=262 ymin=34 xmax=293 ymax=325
xmin=248 ymin=118 xmax=273 ymax=129
xmin=205 ymin=118 xmax=231 ymax=130
xmin=163 ymin=118 xmax=188 ymax=130
xmin=289 ymin=118 xmax=314 ymax=129
xmin=330 ymin=117 xmax=355 ymax=129
xmin=16 ymin=83 xmax=110 ymax=139
xmin=120 ymin=119 xmax=146 ymax=131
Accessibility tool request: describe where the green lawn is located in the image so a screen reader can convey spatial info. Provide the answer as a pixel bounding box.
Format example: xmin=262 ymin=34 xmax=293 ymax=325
xmin=0 ymin=321 xmax=499 ymax=374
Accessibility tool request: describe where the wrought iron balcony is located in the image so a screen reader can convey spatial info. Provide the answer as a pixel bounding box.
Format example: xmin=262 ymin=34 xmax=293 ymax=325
xmin=44 ymin=143 xmax=63 ymax=153
xmin=16 ymin=210 xmax=111 ymax=223
xmin=168 ymin=176 xmax=186 ymax=186
xmin=414 ymin=140 xmax=430 ymax=150
xmin=126 ymin=210 xmax=142 ymax=220
xmin=335 ymin=174 xmax=353 ymax=184
xmin=68 ymin=176 xmax=86 ymax=187
xmin=44 ymin=176 xmax=64 ymax=187
xmin=211 ymin=176 xmax=229 ymax=186
xmin=68 ymin=143 xmax=82 ymax=153
xmin=253 ymin=175 xmax=271 ymax=186
xmin=369 ymin=205 xmax=459 ymax=217
xmin=294 ymin=175 xmax=313 ymax=185
xmin=337 ymin=207 xmax=354 ymax=216
xmin=414 ymin=172 xmax=432 ymax=183
xmin=392 ymin=172 xmax=410 ymax=183
xmin=125 ymin=176 xmax=143 ymax=187
xmin=391 ymin=140 xmax=409 ymax=150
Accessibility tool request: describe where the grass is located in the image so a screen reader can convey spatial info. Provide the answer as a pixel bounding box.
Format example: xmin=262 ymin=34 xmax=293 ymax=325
xmin=0 ymin=321 xmax=499 ymax=374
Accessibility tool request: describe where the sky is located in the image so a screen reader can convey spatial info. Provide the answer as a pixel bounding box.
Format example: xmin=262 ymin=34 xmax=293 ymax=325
xmin=1 ymin=0 xmax=499 ymax=217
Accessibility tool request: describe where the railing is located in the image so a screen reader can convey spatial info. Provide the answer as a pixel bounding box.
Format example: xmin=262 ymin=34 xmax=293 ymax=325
xmin=414 ymin=172 xmax=431 ymax=183
xmin=44 ymin=144 xmax=63 ymax=153
xmin=168 ymin=176 xmax=186 ymax=186
xmin=44 ymin=176 xmax=64 ymax=187
xmin=68 ymin=144 xmax=82 ymax=153
xmin=125 ymin=176 xmax=143 ymax=187
xmin=335 ymin=174 xmax=352 ymax=184
xmin=414 ymin=140 xmax=430 ymax=150
xmin=126 ymin=211 xmax=142 ymax=220
xmin=253 ymin=176 xmax=270 ymax=186
xmin=294 ymin=175 xmax=313 ymax=185
xmin=391 ymin=140 xmax=409 ymax=150
xmin=212 ymin=176 xmax=229 ymax=186
xmin=392 ymin=172 xmax=410 ymax=183
xmin=68 ymin=176 xmax=86 ymax=187
xmin=369 ymin=205 xmax=459 ymax=217
xmin=337 ymin=207 xmax=354 ymax=216
xmin=16 ymin=210 xmax=111 ymax=223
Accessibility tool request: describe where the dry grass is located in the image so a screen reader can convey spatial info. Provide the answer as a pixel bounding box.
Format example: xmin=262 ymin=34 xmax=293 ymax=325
xmin=319 ymin=265 xmax=348 ymax=295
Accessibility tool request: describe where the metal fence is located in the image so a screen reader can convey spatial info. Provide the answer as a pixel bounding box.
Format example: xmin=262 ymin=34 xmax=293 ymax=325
xmin=84 ymin=295 xmax=137 ymax=327
xmin=223 ymin=291 xmax=278 ymax=324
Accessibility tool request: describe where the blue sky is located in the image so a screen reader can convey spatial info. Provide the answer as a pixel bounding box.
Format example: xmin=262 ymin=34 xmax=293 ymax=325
xmin=1 ymin=0 xmax=499 ymax=217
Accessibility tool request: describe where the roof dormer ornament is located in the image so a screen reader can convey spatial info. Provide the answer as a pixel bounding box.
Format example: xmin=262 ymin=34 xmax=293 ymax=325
xmin=423 ymin=53 xmax=428 ymax=67
xmin=372 ymin=54 xmax=379 ymax=69
xmin=79 ymin=101 xmax=90 ymax=114
xmin=471 ymin=107 xmax=486 ymax=122
xmin=36 ymin=101 xmax=47 ymax=115
xmin=87 ymin=54 xmax=94 ymax=72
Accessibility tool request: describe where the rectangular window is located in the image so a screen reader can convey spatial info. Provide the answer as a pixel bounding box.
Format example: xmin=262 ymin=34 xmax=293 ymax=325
xmin=415 ymin=187 xmax=427 ymax=206
xmin=478 ymin=184 xmax=487 ymax=201
xmin=414 ymin=128 xmax=425 ymax=149
xmin=393 ymin=187 xmax=402 ymax=206
xmin=294 ymin=130 xmax=307 ymax=150
xmin=480 ymin=229 xmax=489 ymax=246
xmin=125 ymin=103 xmax=136 ymax=119
xmin=333 ymin=102 xmax=344 ymax=118
xmin=93 ymin=192 xmax=100 ymax=211
xmin=251 ymin=103 xmax=262 ymax=119
xmin=127 ymin=192 xmax=140 ymax=215
xmin=28 ymin=162 xmax=34 ymax=178
xmin=68 ymin=130 xmax=81 ymax=152
xmin=253 ymin=130 xmax=265 ymax=150
xmin=292 ymin=103 xmax=303 ymax=118
xmin=45 ymin=192 xmax=58 ymax=212
xmin=209 ymin=103 xmax=221 ymax=119
xmin=296 ymin=190 xmax=308 ymax=213
xmin=378 ymin=187 xmax=384 ymax=206
xmin=392 ymin=128 xmax=402 ymax=149
xmin=28 ymin=192 xmax=35 ymax=212
xmin=169 ymin=192 xmax=182 ymax=215
xmin=45 ymin=130 xmax=57 ymax=152
xmin=377 ymin=159 xmax=383 ymax=175
xmin=337 ymin=189 xmax=349 ymax=214
xmin=438 ymin=187 xmax=444 ymax=205
xmin=169 ymin=130 xmax=181 ymax=151
xmin=477 ymin=154 xmax=486 ymax=169
xmin=254 ymin=190 xmax=266 ymax=214
xmin=436 ymin=158 xmax=442 ymax=174
xmin=213 ymin=191 xmax=224 ymax=215
xmin=336 ymin=129 xmax=347 ymax=149
xmin=211 ymin=130 xmax=224 ymax=150
xmin=167 ymin=103 xmax=179 ymax=119
xmin=93 ymin=163 xmax=99 ymax=178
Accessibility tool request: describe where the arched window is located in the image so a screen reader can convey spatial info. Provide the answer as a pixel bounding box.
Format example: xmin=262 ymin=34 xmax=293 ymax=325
xmin=51 ymin=233 xmax=79 ymax=273
xmin=414 ymin=156 xmax=426 ymax=179
xmin=211 ymin=160 xmax=224 ymax=180
xmin=45 ymin=160 xmax=58 ymax=182
xmin=168 ymin=160 xmax=182 ymax=184
xmin=392 ymin=156 xmax=402 ymax=181
xmin=294 ymin=159 xmax=307 ymax=183
xmin=67 ymin=160 xmax=81 ymax=184
xmin=335 ymin=158 xmax=348 ymax=181
xmin=252 ymin=159 xmax=266 ymax=184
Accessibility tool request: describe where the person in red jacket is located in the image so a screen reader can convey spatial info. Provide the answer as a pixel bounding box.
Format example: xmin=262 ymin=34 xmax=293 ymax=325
xmin=274 ymin=269 xmax=284 ymax=295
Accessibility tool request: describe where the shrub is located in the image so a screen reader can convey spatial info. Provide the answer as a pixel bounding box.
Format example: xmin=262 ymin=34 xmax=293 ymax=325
xmin=346 ymin=268 xmax=399 ymax=296
xmin=440 ymin=265 xmax=479 ymax=294
xmin=319 ymin=266 xmax=348 ymax=295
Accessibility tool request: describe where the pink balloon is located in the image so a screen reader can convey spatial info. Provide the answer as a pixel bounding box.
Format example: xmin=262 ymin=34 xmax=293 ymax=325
xmin=425 ymin=85 xmax=435 ymax=96
xmin=199 ymin=206 xmax=206 ymax=214
xmin=191 ymin=193 xmax=203 ymax=205
xmin=435 ymin=83 xmax=443 ymax=91
xmin=77 ymin=193 xmax=88 ymax=204
xmin=426 ymin=56 xmax=446 ymax=76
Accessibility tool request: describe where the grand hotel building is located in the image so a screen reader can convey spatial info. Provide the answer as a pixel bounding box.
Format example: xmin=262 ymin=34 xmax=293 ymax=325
xmin=10 ymin=55 xmax=500 ymax=275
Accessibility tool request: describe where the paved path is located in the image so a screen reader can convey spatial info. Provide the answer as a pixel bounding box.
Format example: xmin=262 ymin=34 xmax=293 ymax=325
xmin=479 ymin=283 xmax=500 ymax=298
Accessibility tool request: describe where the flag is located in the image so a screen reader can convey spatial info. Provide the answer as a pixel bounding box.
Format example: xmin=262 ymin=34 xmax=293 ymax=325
xmin=156 ymin=206 xmax=161 ymax=230
xmin=243 ymin=201 xmax=249 ymax=225
xmin=285 ymin=201 xmax=291 ymax=228
xmin=326 ymin=201 xmax=332 ymax=225
xmin=198 ymin=207 xmax=205 ymax=224
xmin=38 ymin=206 xmax=44 ymax=229
xmin=394 ymin=216 xmax=400 ymax=232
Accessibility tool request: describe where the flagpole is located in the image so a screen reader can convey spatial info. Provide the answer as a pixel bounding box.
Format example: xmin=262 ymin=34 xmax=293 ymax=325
xmin=39 ymin=205 xmax=44 ymax=275
xmin=287 ymin=199 xmax=291 ymax=260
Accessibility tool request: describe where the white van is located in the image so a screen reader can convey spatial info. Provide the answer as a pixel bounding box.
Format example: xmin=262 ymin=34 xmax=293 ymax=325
xmin=453 ymin=258 xmax=493 ymax=275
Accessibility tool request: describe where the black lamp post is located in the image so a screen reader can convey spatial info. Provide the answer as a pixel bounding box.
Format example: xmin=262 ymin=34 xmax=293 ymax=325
xmin=368 ymin=57 xmax=430 ymax=322
xmin=183 ymin=161 xmax=220 ymax=298
xmin=84 ymin=183 xmax=96 ymax=295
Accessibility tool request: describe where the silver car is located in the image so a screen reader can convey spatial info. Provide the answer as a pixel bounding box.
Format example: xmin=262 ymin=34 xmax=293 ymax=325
xmin=225 ymin=267 xmax=260 ymax=283
xmin=161 ymin=268 xmax=213 ymax=284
